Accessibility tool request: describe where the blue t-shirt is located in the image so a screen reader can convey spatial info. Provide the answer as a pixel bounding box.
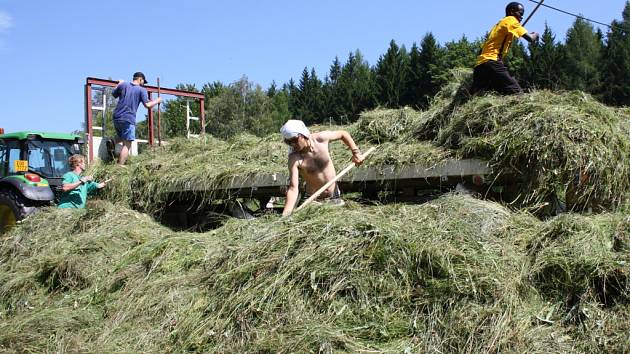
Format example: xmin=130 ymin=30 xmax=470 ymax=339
xmin=112 ymin=82 xmax=149 ymax=124
xmin=57 ymin=172 xmax=99 ymax=209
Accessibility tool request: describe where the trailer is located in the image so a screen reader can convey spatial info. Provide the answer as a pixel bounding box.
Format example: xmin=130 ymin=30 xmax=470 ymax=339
xmin=158 ymin=158 xmax=493 ymax=230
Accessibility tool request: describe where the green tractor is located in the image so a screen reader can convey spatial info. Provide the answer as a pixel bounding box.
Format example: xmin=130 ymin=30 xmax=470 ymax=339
xmin=0 ymin=130 xmax=84 ymax=234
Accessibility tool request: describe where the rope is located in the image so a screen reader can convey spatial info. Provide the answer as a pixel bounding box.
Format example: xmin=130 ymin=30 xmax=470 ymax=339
xmin=526 ymin=0 xmax=630 ymax=32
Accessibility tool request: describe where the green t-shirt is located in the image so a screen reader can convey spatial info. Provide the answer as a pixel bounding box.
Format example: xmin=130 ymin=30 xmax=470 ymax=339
xmin=57 ymin=172 xmax=99 ymax=209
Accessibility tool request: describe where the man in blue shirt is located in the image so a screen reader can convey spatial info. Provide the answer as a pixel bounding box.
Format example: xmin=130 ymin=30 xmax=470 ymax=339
xmin=112 ymin=72 xmax=162 ymax=165
xmin=58 ymin=155 xmax=106 ymax=208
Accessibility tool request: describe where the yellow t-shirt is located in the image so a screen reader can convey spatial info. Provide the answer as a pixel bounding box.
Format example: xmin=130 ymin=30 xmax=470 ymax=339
xmin=475 ymin=16 xmax=528 ymax=66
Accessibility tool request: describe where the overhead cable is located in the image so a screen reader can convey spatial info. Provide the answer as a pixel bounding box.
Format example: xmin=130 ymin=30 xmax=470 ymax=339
xmin=526 ymin=0 xmax=630 ymax=32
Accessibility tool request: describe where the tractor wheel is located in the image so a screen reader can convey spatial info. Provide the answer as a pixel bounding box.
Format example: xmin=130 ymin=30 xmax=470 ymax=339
xmin=0 ymin=189 xmax=38 ymax=235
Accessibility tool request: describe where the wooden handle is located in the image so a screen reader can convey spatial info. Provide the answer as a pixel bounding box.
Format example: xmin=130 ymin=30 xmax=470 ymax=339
xmin=157 ymin=77 xmax=162 ymax=146
xmin=296 ymin=146 xmax=376 ymax=211
xmin=523 ymin=0 xmax=544 ymax=26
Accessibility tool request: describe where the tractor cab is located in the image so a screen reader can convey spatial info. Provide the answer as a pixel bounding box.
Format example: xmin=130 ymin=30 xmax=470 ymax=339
xmin=0 ymin=131 xmax=83 ymax=190
xmin=0 ymin=130 xmax=84 ymax=233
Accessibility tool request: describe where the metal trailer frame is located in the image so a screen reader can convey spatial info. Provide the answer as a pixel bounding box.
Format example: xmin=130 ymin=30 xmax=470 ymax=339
xmin=164 ymin=158 xmax=491 ymax=204
xmin=84 ymin=77 xmax=206 ymax=162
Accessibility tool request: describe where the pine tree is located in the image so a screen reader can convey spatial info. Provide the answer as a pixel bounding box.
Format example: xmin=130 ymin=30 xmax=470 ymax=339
xmin=322 ymin=57 xmax=344 ymax=121
xmin=295 ymin=67 xmax=310 ymax=122
xmin=285 ymin=78 xmax=298 ymax=119
xmin=267 ymin=81 xmax=277 ymax=98
xmin=307 ymin=68 xmax=324 ymax=124
xmin=601 ymin=1 xmax=630 ymax=105
xmin=527 ymin=24 xmax=565 ymax=90
xmin=337 ymin=50 xmax=376 ymax=121
xmin=293 ymin=67 xmax=324 ymax=124
xmin=374 ymin=40 xmax=410 ymax=108
xmin=403 ymin=42 xmax=423 ymax=107
xmin=416 ymin=33 xmax=444 ymax=108
xmin=563 ymin=18 xmax=603 ymax=92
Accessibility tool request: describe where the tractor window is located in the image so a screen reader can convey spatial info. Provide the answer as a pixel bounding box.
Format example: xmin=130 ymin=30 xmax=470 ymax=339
xmin=27 ymin=140 xmax=73 ymax=178
xmin=7 ymin=141 xmax=21 ymax=174
xmin=0 ymin=141 xmax=6 ymax=177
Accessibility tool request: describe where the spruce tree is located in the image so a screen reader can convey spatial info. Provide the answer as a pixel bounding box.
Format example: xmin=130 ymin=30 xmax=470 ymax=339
xmin=267 ymin=81 xmax=277 ymax=98
xmin=374 ymin=40 xmax=410 ymax=108
xmin=564 ymin=18 xmax=603 ymax=92
xmin=403 ymin=42 xmax=423 ymax=107
xmin=307 ymin=68 xmax=325 ymax=124
xmin=602 ymin=1 xmax=630 ymax=105
xmin=323 ymin=57 xmax=344 ymax=121
xmin=296 ymin=68 xmax=312 ymax=123
xmin=285 ymin=78 xmax=298 ymax=119
xmin=337 ymin=50 xmax=376 ymax=121
xmin=527 ymin=24 xmax=565 ymax=90
xmin=417 ymin=33 xmax=444 ymax=108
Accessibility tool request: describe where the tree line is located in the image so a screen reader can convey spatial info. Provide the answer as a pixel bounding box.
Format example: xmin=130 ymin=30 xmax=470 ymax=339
xmin=149 ymin=2 xmax=630 ymax=140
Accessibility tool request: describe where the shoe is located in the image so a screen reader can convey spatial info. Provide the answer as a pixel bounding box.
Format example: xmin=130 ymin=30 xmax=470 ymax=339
xmin=105 ymin=138 xmax=116 ymax=161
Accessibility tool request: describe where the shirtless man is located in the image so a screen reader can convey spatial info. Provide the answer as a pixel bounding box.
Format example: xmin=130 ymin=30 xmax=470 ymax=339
xmin=280 ymin=120 xmax=365 ymax=216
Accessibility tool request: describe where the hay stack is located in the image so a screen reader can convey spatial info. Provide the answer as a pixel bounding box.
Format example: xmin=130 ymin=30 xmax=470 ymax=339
xmin=1 ymin=196 xmax=628 ymax=352
xmin=91 ymin=79 xmax=628 ymax=213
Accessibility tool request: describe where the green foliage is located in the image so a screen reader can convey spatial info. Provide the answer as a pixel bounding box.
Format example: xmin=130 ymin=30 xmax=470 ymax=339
xmin=601 ymin=1 xmax=630 ymax=105
xmin=420 ymin=71 xmax=630 ymax=210
xmin=415 ymin=33 xmax=445 ymax=108
xmin=374 ymin=40 xmax=410 ymax=108
xmin=563 ymin=18 xmax=604 ymax=92
xmin=433 ymin=36 xmax=478 ymax=86
xmin=527 ymin=24 xmax=566 ymax=90
xmin=335 ymin=50 xmax=377 ymax=121
xmin=503 ymin=41 xmax=529 ymax=83
xmin=157 ymin=84 xmax=202 ymax=139
xmin=293 ymin=68 xmax=325 ymax=125
xmin=205 ymin=76 xmax=288 ymax=139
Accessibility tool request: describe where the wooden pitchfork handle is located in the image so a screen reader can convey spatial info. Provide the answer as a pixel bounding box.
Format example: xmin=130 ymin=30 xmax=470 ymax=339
xmin=296 ymin=146 xmax=376 ymax=211
xmin=523 ymin=0 xmax=544 ymax=26
xmin=157 ymin=77 xmax=162 ymax=146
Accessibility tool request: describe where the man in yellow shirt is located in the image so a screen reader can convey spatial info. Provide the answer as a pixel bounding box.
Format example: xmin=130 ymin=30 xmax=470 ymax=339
xmin=472 ymin=2 xmax=539 ymax=95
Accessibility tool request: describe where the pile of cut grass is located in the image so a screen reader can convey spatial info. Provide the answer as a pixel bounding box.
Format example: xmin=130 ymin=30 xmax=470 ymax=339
xmin=90 ymin=74 xmax=628 ymax=213
xmin=352 ymin=107 xmax=424 ymax=143
xmin=439 ymin=71 xmax=628 ymax=210
xmin=422 ymin=86 xmax=630 ymax=210
xmin=91 ymin=129 xmax=452 ymax=214
xmin=91 ymin=134 xmax=288 ymax=211
xmin=1 ymin=195 xmax=628 ymax=352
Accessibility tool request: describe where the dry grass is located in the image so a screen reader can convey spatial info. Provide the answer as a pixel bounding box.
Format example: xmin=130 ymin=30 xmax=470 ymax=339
xmin=1 ymin=196 xmax=628 ymax=352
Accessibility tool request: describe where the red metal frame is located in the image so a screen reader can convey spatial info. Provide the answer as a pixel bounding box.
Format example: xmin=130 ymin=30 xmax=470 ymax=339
xmin=84 ymin=77 xmax=206 ymax=162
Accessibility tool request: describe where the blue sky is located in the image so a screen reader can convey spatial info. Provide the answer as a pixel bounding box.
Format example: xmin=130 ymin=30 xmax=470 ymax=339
xmin=0 ymin=0 xmax=627 ymax=133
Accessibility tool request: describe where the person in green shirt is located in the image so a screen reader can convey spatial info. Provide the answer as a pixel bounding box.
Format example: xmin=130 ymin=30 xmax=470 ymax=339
xmin=58 ymin=154 xmax=106 ymax=208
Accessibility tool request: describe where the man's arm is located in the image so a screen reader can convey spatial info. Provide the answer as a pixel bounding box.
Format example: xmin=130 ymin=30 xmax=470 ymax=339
xmin=61 ymin=175 xmax=93 ymax=192
xmin=522 ymin=32 xmax=539 ymax=43
xmin=143 ymin=97 xmax=162 ymax=109
xmin=317 ymin=130 xmax=365 ymax=165
xmin=112 ymin=81 xmax=123 ymax=98
xmin=282 ymin=157 xmax=301 ymax=216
